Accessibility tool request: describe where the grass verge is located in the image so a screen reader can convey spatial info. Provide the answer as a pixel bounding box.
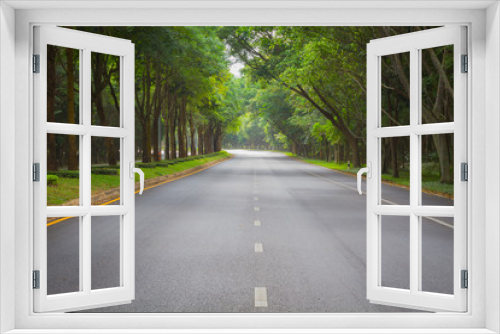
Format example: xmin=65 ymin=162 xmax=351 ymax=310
xmin=47 ymin=151 xmax=231 ymax=206
xmin=283 ymin=152 xmax=453 ymax=199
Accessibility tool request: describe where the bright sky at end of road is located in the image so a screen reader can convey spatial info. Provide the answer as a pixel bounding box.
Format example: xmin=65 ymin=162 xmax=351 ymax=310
xmin=230 ymin=61 xmax=244 ymax=77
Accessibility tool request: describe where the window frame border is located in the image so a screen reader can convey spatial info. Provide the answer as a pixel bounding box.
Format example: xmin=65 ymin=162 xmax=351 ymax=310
xmin=1 ymin=2 xmax=496 ymax=333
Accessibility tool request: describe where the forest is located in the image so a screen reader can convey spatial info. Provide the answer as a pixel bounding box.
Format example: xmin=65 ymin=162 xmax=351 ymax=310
xmin=46 ymin=26 xmax=454 ymax=190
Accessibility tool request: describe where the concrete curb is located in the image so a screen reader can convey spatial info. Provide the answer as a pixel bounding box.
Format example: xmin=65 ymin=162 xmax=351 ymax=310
xmin=96 ymin=156 xmax=231 ymax=206
xmin=286 ymin=155 xmax=453 ymax=200
xmin=49 ymin=156 xmax=231 ymax=214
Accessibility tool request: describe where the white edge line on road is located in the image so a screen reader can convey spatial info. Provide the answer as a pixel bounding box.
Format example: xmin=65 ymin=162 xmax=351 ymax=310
xmin=299 ymin=168 xmax=454 ymax=230
xmin=254 ymin=220 xmax=261 ymax=226
xmin=255 ymin=287 xmax=268 ymax=307
xmin=254 ymin=207 xmax=260 ymax=212
xmin=254 ymin=197 xmax=259 ymax=201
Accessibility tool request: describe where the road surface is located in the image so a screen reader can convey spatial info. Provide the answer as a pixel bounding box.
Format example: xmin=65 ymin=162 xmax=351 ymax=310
xmin=47 ymin=150 xmax=454 ymax=312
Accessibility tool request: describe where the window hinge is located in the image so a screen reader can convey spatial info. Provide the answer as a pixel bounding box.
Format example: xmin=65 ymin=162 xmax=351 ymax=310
xmin=461 ymin=54 xmax=468 ymax=73
xmin=33 ymin=270 xmax=40 ymax=289
xmin=33 ymin=54 xmax=40 ymax=73
xmin=461 ymin=162 xmax=468 ymax=181
xmin=33 ymin=163 xmax=40 ymax=182
xmin=461 ymin=270 xmax=468 ymax=289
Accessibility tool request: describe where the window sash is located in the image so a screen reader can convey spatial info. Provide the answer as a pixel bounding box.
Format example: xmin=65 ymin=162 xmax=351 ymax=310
xmin=32 ymin=26 xmax=136 ymax=313
xmin=366 ymin=26 xmax=467 ymax=312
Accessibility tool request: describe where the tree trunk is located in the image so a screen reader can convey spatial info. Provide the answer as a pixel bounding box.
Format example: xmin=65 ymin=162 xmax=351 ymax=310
xmin=178 ymin=96 xmax=187 ymax=158
xmin=381 ymin=141 xmax=390 ymax=174
xmin=153 ymin=117 xmax=159 ymax=161
xmin=143 ymin=120 xmax=152 ymax=163
xmin=345 ymin=134 xmax=359 ymax=167
xmin=47 ymin=45 xmax=58 ymax=171
xmin=92 ymin=52 xmax=117 ymax=166
xmin=205 ymin=122 xmax=213 ymax=154
xmin=438 ymin=134 xmax=452 ymax=183
xmin=390 ymin=137 xmax=399 ymax=178
xmin=214 ymin=124 xmax=222 ymax=152
xmin=162 ymin=89 xmax=171 ymax=160
xmin=169 ymin=94 xmax=177 ymax=159
xmin=66 ymin=48 xmax=78 ymax=170
xmin=189 ymin=110 xmax=197 ymax=156
xmin=152 ymin=62 xmax=163 ymax=162
xmin=198 ymin=125 xmax=204 ymax=155
xmin=164 ymin=115 xmax=170 ymax=160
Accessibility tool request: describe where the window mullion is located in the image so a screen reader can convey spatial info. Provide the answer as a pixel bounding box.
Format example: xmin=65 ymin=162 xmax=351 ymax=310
xmin=409 ymin=48 xmax=420 ymax=294
xmin=82 ymin=48 xmax=92 ymax=295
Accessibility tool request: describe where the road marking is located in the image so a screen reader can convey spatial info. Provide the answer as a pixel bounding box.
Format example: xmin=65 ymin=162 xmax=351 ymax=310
xmin=254 ymin=207 xmax=260 ymax=212
xmin=254 ymin=220 xmax=261 ymax=226
xmin=255 ymin=243 xmax=263 ymax=253
xmin=255 ymin=287 xmax=268 ymax=307
xmin=254 ymin=197 xmax=259 ymax=201
xmin=300 ymin=167 xmax=454 ymax=229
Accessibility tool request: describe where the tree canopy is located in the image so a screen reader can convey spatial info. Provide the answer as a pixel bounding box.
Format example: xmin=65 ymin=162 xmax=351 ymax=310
xmin=46 ymin=26 xmax=453 ymax=185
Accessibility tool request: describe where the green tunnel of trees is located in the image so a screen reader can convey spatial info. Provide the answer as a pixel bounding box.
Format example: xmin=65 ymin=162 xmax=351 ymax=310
xmin=46 ymin=26 xmax=454 ymax=185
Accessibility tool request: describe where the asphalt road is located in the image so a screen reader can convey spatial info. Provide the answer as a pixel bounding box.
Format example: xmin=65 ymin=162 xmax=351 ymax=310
xmin=47 ymin=150 xmax=454 ymax=313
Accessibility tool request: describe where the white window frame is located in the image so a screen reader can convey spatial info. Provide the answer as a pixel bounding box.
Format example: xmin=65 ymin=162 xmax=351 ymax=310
xmin=366 ymin=26 xmax=467 ymax=312
xmin=33 ymin=26 xmax=136 ymax=313
xmin=1 ymin=1 xmax=499 ymax=333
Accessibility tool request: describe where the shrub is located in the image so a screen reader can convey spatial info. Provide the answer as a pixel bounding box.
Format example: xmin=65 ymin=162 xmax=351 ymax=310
xmin=422 ymin=162 xmax=441 ymax=177
xmin=47 ymin=170 xmax=79 ymax=178
xmin=92 ymin=165 xmax=120 ymax=170
xmin=156 ymin=162 xmax=170 ymax=167
xmin=91 ymin=168 xmax=119 ymax=175
xmin=47 ymin=175 xmax=59 ymax=186
xmin=136 ymin=162 xmax=156 ymax=168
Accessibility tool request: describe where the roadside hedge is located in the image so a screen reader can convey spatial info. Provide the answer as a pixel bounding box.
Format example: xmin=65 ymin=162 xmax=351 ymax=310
xmin=91 ymin=168 xmax=119 ymax=175
xmin=136 ymin=162 xmax=156 ymax=168
xmin=47 ymin=170 xmax=80 ymax=179
xmin=47 ymin=169 xmax=120 ymax=177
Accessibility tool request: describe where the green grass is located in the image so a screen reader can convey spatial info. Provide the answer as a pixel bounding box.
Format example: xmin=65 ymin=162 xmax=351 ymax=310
xmin=47 ymin=151 xmax=230 ymax=206
xmin=284 ymin=152 xmax=454 ymax=198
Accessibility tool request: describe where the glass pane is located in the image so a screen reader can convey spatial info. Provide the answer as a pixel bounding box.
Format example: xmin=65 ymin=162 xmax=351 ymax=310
xmin=380 ymin=215 xmax=410 ymax=290
xmin=91 ymin=216 xmax=121 ymax=290
xmin=91 ymin=52 xmax=121 ymax=127
xmin=47 ymin=134 xmax=80 ymax=206
xmin=47 ymin=45 xmax=80 ymax=124
xmin=421 ymin=216 xmax=454 ymax=294
xmin=381 ymin=52 xmax=410 ymax=127
xmin=91 ymin=137 xmax=121 ymax=206
xmin=380 ymin=136 xmax=410 ymax=205
xmin=47 ymin=216 xmax=80 ymax=295
xmin=421 ymin=134 xmax=454 ymax=206
xmin=421 ymin=45 xmax=454 ymax=124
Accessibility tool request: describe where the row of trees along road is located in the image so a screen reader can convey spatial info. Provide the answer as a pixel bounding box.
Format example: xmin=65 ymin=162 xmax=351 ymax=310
xmin=221 ymin=26 xmax=454 ymax=184
xmin=46 ymin=26 xmax=453 ymax=185
xmin=46 ymin=26 xmax=241 ymax=171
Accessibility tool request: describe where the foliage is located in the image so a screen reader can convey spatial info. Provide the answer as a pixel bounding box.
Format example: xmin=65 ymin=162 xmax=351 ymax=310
xmin=47 ymin=175 xmax=59 ymax=187
xmin=47 ymin=170 xmax=80 ymax=179
xmin=90 ymin=169 xmax=119 ymax=176
xmin=136 ymin=162 xmax=157 ymax=169
xmin=221 ymin=26 xmax=454 ymax=186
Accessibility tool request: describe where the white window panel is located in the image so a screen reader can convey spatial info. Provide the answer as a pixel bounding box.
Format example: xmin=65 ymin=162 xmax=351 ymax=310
xmin=366 ymin=26 xmax=467 ymax=312
xmin=33 ymin=26 xmax=135 ymax=313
